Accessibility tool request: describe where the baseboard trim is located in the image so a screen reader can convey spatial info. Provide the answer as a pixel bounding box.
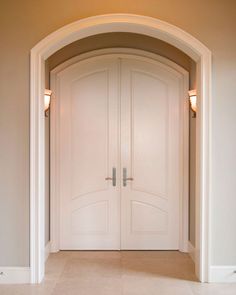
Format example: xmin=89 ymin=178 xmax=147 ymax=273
xmin=188 ymin=241 xmax=195 ymax=263
xmin=0 ymin=267 xmax=30 ymax=284
xmin=210 ymin=266 xmax=236 ymax=282
xmin=45 ymin=241 xmax=51 ymax=262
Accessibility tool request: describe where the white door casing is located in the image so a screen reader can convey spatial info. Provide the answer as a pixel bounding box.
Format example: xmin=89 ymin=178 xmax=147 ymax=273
xmin=51 ymin=50 xmax=189 ymax=251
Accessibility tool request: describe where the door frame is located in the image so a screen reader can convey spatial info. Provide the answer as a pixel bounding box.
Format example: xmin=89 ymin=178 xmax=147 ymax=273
xmin=49 ymin=48 xmax=189 ymax=254
xmin=30 ymin=14 xmax=212 ymax=283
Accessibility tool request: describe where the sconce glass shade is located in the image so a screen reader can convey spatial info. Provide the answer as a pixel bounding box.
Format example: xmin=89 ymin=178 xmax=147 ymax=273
xmin=188 ymin=90 xmax=197 ymax=114
xmin=44 ymin=89 xmax=52 ymax=112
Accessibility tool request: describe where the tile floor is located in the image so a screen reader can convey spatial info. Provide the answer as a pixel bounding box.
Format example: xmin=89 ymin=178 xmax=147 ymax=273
xmin=1 ymin=251 xmax=236 ymax=294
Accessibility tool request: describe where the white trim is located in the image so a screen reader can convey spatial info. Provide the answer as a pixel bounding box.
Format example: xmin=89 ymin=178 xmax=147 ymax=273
xmin=44 ymin=242 xmax=51 ymax=262
xmin=30 ymin=13 xmax=212 ymax=283
xmin=50 ymin=48 xmax=189 ymax=255
xmin=179 ymin=61 xmax=189 ymax=253
xmin=50 ymin=72 xmax=60 ymax=253
xmin=209 ymin=266 xmax=236 ymax=283
xmin=0 ymin=267 xmax=30 ymax=284
xmin=188 ymin=241 xmax=196 ymax=263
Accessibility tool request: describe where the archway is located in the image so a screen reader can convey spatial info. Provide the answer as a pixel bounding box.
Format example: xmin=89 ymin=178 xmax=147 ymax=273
xmin=30 ymin=13 xmax=212 ymax=283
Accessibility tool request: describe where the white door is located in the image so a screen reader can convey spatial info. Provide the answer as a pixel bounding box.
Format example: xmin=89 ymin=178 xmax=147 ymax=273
xmin=57 ymin=56 xmax=120 ymax=249
xmin=120 ymin=58 xmax=181 ymax=249
xmin=53 ymin=53 xmax=186 ymax=250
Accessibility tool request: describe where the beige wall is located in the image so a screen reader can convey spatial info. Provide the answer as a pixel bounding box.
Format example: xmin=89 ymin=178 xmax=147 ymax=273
xmin=189 ymin=60 xmax=197 ymax=246
xmin=189 ymin=109 xmax=196 ymax=246
xmin=47 ymin=32 xmax=193 ymax=71
xmin=45 ymin=116 xmax=50 ymax=245
xmin=45 ymin=61 xmax=50 ymax=246
xmin=0 ymin=0 xmax=236 ymax=266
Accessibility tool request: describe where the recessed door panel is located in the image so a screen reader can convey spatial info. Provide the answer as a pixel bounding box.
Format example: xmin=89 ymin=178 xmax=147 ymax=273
xmin=131 ymin=200 xmax=168 ymax=234
xmin=131 ymin=70 xmax=168 ymax=198
xmin=71 ymin=201 xmax=109 ymax=234
xmin=70 ymin=70 xmax=109 ymax=199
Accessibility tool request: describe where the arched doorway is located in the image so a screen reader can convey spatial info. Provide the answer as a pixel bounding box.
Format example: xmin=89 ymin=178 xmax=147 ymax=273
xmin=30 ymin=14 xmax=212 ymax=283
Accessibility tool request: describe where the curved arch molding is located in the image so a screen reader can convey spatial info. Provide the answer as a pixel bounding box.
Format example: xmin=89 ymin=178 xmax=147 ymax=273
xmin=30 ymin=14 xmax=212 ymax=283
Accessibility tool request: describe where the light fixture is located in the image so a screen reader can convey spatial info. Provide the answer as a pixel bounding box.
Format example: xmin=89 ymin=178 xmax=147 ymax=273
xmin=44 ymin=89 xmax=52 ymax=117
xmin=188 ymin=89 xmax=197 ymax=117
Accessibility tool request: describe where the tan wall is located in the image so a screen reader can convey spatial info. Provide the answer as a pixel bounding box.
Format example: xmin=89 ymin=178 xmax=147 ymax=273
xmin=45 ymin=61 xmax=50 ymax=246
xmin=45 ymin=115 xmax=50 ymax=246
xmin=189 ymin=60 xmax=197 ymax=246
xmin=0 ymin=0 xmax=236 ymax=266
xmin=47 ymin=33 xmax=193 ymax=71
xmin=189 ymin=110 xmax=196 ymax=246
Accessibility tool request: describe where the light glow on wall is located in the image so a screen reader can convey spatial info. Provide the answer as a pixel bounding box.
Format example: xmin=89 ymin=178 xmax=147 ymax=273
xmin=188 ymin=89 xmax=197 ymax=116
xmin=44 ymin=89 xmax=52 ymax=116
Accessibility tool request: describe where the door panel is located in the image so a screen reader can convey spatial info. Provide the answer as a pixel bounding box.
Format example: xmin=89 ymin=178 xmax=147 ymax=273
xmin=58 ymin=57 xmax=120 ymax=249
xmin=71 ymin=201 xmax=109 ymax=234
xmin=120 ymin=58 xmax=181 ymax=249
xmin=131 ymin=200 xmax=168 ymax=233
xmin=55 ymin=54 xmax=184 ymax=250
xmin=131 ymin=70 xmax=168 ymax=197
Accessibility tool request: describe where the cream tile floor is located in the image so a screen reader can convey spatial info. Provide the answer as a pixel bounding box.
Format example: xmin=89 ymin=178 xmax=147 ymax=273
xmin=1 ymin=251 xmax=236 ymax=295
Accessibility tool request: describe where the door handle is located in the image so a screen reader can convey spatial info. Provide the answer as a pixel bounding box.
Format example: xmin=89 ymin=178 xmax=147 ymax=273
xmin=123 ymin=168 xmax=134 ymax=187
xmin=105 ymin=167 xmax=116 ymax=186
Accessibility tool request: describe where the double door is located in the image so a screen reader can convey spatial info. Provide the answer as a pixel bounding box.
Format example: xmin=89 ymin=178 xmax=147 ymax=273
xmin=55 ymin=54 xmax=183 ymax=250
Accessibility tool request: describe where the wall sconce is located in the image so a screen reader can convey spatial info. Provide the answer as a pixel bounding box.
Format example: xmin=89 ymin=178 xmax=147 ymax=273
xmin=188 ymin=89 xmax=197 ymax=118
xmin=44 ymin=89 xmax=52 ymax=117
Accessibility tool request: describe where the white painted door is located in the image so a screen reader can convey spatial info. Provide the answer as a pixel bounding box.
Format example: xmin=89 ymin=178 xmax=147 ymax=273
xmin=58 ymin=56 xmax=120 ymax=249
xmin=120 ymin=58 xmax=181 ymax=249
xmin=55 ymin=53 xmax=185 ymax=250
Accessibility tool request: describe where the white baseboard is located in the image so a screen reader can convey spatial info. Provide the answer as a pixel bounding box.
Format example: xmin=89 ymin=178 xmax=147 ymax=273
xmin=188 ymin=241 xmax=195 ymax=263
xmin=0 ymin=267 xmax=30 ymax=284
xmin=45 ymin=241 xmax=51 ymax=262
xmin=209 ymin=266 xmax=236 ymax=283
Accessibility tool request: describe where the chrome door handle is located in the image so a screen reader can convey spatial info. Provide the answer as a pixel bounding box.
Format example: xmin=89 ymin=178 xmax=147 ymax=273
xmin=123 ymin=168 xmax=134 ymax=187
xmin=105 ymin=167 xmax=116 ymax=186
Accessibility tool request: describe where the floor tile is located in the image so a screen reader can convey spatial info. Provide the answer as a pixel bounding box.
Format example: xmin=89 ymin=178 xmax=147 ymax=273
xmin=1 ymin=251 xmax=235 ymax=295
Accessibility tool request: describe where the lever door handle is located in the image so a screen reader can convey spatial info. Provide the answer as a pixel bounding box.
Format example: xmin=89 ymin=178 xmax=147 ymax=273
xmin=123 ymin=168 xmax=133 ymax=186
xmin=105 ymin=167 xmax=116 ymax=186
